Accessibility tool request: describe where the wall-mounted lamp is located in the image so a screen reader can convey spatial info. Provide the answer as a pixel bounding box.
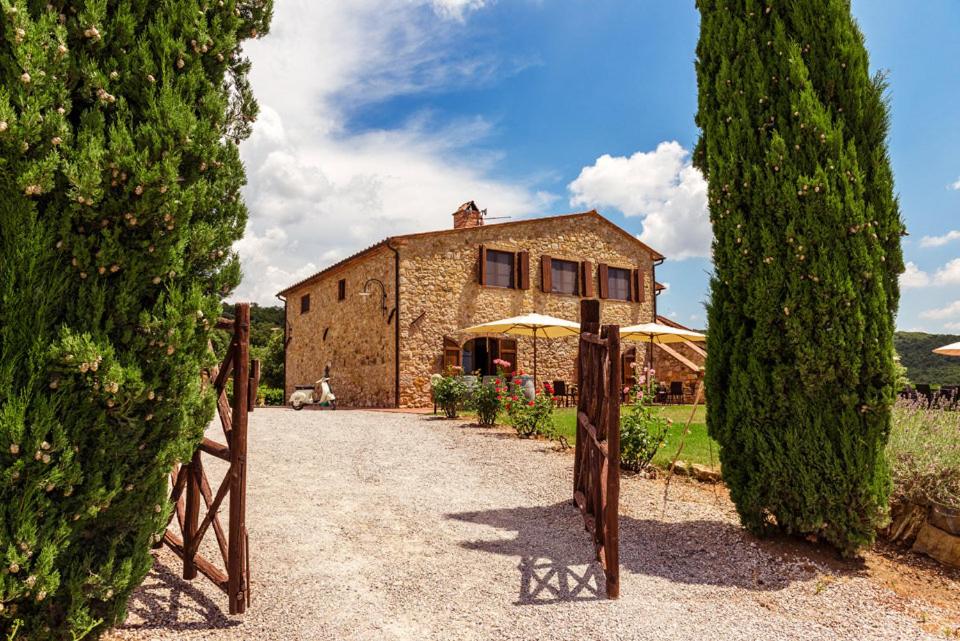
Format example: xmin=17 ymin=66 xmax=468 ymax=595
xmin=358 ymin=278 xmax=388 ymax=316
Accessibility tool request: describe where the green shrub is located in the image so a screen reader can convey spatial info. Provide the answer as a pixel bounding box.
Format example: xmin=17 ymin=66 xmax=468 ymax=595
xmin=468 ymin=379 xmax=503 ymax=427
xmin=0 ymin=2 xmax=272 ymax=638
xmin=696 ymin=0 xmax=902 ymax=555
xmin=887 ymin=400 xmax=960 ymax=511
xmin=432 ymin=375 xmax=468 ymax=418
xmin=258 ymin=387 xmax=285 ymax=407
xmin=620 ymin=383 xmax=671 ymax=473
xmin=505 ymin=383 xmax=555 ymax=439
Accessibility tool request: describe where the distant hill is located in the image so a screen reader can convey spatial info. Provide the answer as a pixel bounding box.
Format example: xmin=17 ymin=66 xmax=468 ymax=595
xmin=894 ymin=331 xmax=960 ymax=385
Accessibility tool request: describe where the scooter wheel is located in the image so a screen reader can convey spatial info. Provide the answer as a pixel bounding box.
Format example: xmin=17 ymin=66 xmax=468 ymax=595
xmin=292 ymin=402 xmax=303 ymax=411
xmin=330 ymin=401 xmax=337 ymax=410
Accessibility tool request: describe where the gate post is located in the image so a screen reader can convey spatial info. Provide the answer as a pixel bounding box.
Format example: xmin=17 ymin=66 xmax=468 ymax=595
xmin=183 ymin=451 xmax=201 ymax=580
xmin=575 ymin=300 xmax=601 ymax=498
xmin=228 ymin=303 xmax=250 ymax=614
xmin=603 ymin=322 xmax=621 ymax=599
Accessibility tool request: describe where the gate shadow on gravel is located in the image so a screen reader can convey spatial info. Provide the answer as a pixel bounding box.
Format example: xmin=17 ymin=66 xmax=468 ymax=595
xmin=117 ymin=559 xmax=240 ymax=632
xmin=449 ymin=502 xmax=805 ymax=602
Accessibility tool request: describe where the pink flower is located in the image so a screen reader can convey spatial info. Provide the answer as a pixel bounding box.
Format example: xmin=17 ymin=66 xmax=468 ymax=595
xmin=623 ymin=386 xmax=630 ymax=394
xmin=638 ymin=375 xmax=647 ymax=385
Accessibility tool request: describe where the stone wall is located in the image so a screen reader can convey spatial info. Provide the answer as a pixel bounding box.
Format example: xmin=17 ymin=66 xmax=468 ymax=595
xmin=282 ymin=246 xmax=397 ymax=407
xmin=396 ymin=214 xmax=658 ymax=407
xmin=652 ymin=341 xmax=706 ymax=403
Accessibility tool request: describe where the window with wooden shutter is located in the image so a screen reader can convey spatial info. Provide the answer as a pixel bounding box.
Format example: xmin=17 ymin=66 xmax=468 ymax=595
xmin=500 ymin=339 xmax=517 ymax=373
xmin=477 ymin=245 xmax=486 ymax=285
xmin=337 ymin=279 xmax=346 ymax=301
xmin=518 ymin=251 xmax=530 ymax=290
xmin=300 ymin=293 xmax=311 ymax=314
xmin=607 ymin=267 xmax=631 ymax=301
xmin=485 ymin=249 xmax=515 ymax=288
xmin=443 ymin=336 xmax=461 ymax=371
xmin=598 ymin=263 xmax=609 ymax=299
xmin=634 ymin=269 xmax=645 ymax=303
xmin=622 ymin=347 xmax=637 ymax=387
xmin=541 ymin=255 xmax=553 ymax=293
xmin=581 ymin=261 xmax=595 ymax=298
xmin=550 ymin=258 xmax=579 ymax=295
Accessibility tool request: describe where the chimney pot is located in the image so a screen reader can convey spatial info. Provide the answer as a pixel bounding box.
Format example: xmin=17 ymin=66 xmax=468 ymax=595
xmin=452 ymin=201 xmax=484 ymax=229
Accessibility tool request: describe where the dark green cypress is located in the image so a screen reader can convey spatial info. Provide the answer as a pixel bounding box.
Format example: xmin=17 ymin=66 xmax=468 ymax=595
xmin=694 ymin=0 xmax=904 ymax=555
xmin=0 ymin=1 xmax=271 ymax=638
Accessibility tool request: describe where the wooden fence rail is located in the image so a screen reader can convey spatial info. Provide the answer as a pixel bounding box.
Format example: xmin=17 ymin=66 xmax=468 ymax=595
xmin=163 ymin=302 xmax=258 ymax=614
xmin=573 ymin=299 xmax=621 ymax=599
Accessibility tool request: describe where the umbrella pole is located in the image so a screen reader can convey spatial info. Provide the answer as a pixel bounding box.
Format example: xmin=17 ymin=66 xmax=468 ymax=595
xmin=533 ymin=332 xmax=538 ymax=391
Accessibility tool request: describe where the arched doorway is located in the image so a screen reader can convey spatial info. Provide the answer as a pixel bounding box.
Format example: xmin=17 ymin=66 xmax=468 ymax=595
xmin=460 ymin=337 xmax=517 ymax=376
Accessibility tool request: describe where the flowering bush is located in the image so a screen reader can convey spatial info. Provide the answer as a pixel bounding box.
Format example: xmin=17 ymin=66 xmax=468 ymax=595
xmin=617 ymin=367 xmax=670 ymax=472
xmin=432 ymin=374 xmax=468 ymax=418
xmin=505 ymin=381 xmax=555 ymax=439
xmin=470 ymin=378 xmax=503 ymax=426
xmin=620 ymin=393 xmax=671 ymax=472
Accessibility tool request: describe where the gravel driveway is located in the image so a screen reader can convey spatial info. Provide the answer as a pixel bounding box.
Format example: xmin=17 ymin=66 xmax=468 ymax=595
xmin=105 ymin=409 xmax=952 ymax=641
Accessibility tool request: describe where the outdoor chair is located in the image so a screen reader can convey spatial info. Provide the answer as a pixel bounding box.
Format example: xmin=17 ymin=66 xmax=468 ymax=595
xmin=669 ymin=381 xmax=684 ymax=404
xmin=916 ymin=383 xmax=933 ymax=407
xmin=939 ymin=385 xmax=959 ymax=408
xmin=551 ymin=380 xmax=569 ymax=407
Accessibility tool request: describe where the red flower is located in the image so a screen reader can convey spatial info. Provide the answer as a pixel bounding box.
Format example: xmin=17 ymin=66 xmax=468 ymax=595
xmin=528 ymin=401 xmax=535 ymax=407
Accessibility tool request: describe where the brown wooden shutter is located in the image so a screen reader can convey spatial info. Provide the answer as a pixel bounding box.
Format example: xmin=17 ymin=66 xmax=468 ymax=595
xmin=581 ymin=261 xmax=595 ymax=298
xmin=635 ymin=269 xmax=645 ymax=302
xmin=631 ymin=269 xmax=640 ymax=302
xmin=598 ymin=263 xmax=609 ymax=299
xmin=518 ymin=251 xmax=530 ymax=290
xmin=478 ymin=245 xmax=486 ymax=285
xmin=443 ymin=336 xmax=461 ymax=370
xmin=541 ymin=255 xmax=553 ymax=293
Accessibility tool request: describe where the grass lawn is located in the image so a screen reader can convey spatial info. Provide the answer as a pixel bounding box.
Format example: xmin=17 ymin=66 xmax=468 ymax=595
xmin=550 ymin=404 xmax=720 ymax=470
xmin=456 ymin=403 xmax=720 ymax=470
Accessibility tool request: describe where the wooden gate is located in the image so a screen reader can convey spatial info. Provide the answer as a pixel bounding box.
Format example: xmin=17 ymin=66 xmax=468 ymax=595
xmin=163 ymin=303 xmax=259 ymax=614
xmin=573 ymin=299 xmax=621 ymax=599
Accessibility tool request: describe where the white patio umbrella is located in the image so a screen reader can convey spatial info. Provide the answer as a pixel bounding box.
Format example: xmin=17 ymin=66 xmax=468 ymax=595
xmin=459 ymin=313 xmax=581 ymax=387
xmin=934 ymin=342 xmax=960 ymax=356
xmin=619 ymin=322 xmax=706 ymax=369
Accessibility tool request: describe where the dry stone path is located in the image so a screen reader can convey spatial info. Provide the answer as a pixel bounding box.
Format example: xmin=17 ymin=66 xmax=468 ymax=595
xmin=106 ymin=410 xmax=950 ymax=641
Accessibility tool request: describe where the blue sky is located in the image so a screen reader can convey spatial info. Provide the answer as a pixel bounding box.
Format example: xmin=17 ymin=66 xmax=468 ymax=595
xmin=236 ymin=0 xmax=960 ymax=334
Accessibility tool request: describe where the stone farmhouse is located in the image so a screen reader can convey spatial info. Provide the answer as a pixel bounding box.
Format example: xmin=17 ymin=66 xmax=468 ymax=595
xmin=277 ymin=202 xmax=704 ymax=408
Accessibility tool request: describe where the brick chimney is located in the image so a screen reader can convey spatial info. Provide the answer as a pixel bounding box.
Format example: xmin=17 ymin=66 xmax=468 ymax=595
xmin=452 ymin=201 xmax=484 ymax=229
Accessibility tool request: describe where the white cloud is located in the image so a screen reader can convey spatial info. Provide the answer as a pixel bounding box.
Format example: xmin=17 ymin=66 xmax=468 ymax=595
xmin=898 ymin=259 xmax=960 ymax=288
xmin=431 ymin=0 xmax=487 ymax=21
xmin=900 ymin=261 xmax=931 ymax=289
xmin=920 ymin=300 xmax=960 ymax=320
xmin=568 ymin=141 xmax=710 ymax=260
xmin=921 ymin=230 xmax=960 ymax=248
xmin=950 ymin=177 xmax=960 ymax=190
xmin=230 ymin=0 xmax=552 ymax=304
xmin=935 ymin=258 xmax=960 ymax=286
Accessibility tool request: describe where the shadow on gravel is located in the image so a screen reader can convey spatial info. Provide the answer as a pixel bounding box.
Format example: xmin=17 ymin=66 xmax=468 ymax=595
xmin=449 ymin=502 xmax=807 ymax=603
xmin=118 ymin=558 xmax=240 ymax=631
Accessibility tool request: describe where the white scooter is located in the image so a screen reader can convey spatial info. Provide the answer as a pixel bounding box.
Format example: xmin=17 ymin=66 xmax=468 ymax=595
xmin=289 ymin=377 xmax=336 ymax=410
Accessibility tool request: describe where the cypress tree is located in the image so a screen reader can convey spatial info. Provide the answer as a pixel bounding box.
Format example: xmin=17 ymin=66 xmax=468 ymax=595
xmin=0 ymin=1 xmax=271 ymax=638
xmin=694 ymin=0 xmax=904 ymax=554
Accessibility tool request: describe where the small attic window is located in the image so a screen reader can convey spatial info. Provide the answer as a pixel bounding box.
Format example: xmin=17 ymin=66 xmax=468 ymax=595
xmin=300 ymin=294 xmax=311 ymax=314
xmin=338 ymin=279 xmax=346 ymax=301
